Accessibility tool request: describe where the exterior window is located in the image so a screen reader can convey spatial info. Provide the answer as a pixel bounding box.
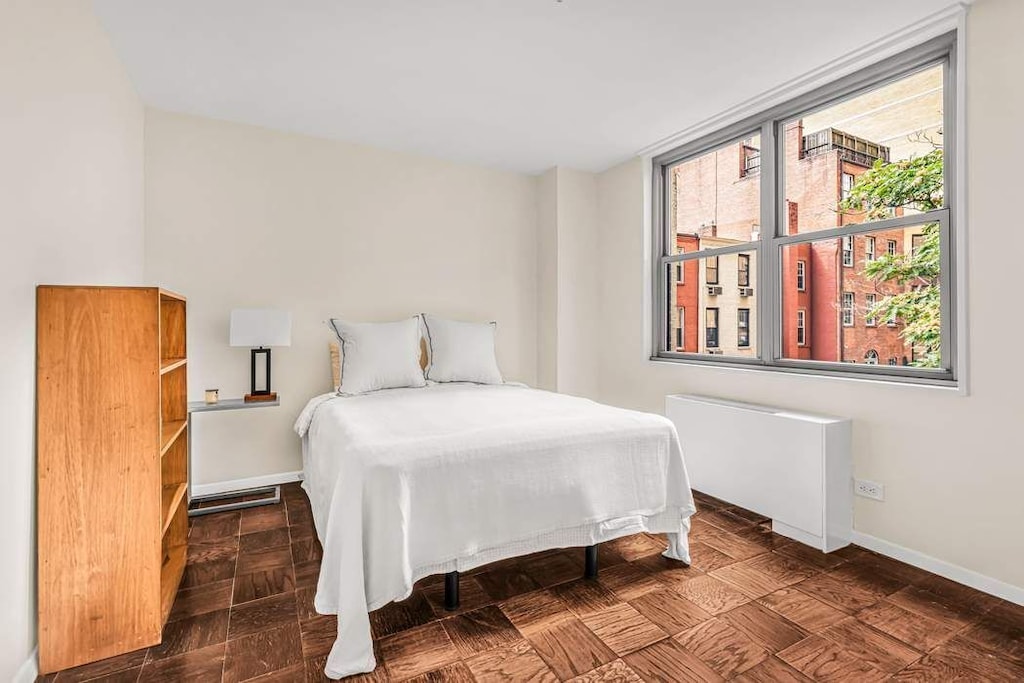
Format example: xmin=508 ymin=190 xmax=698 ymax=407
xmin=737 ymin=254 xmax=750 ymax=287
xmin=865 ymin=293 xmax=877 ymax=327
xmin=887 ymin=309 xmax=897 ymax=327
xmin=706 ymin=308 xmax=719 ymax=348
xmin=865 ymin=350 xmax=879 ymax=365
xmin=706 ymin=256 xmax=719 ymax=285
xmin=675 ymin=307 xmax=685 ymax=350
xmin=889 ymin=357 xmax=899 ymax=366
xmin=841 ymin=172 xmax=855 ymax=200
xmin=654 ymin=39 xmax=956 ymax=384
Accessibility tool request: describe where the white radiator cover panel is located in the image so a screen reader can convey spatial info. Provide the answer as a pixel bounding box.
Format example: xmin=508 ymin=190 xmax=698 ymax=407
xmin=666 ymin=394 xmax=852 ymax=553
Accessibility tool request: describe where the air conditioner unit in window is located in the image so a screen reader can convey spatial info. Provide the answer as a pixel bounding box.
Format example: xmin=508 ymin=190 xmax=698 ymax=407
xmin=738 ymin=287 xmax=754 ymax=297
xmin=706 ymin=286 xmax=723 ymax=296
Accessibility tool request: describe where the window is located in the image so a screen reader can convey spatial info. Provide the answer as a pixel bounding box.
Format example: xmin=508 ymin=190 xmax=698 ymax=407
xmin=842 ymin=292 xmax=855 ymax=327
xmin=842 ymin=235 xmax=854 ymax=267
xmin=706 ymin=308 xmax=719 ymax=348
xmin=706 ymin=256 xmax=719 ymax=285
xmin=654 ymin=36 xmax=956 ymax=384
xmin=841 ymin=172 xmax=855 ymax=200
xmin=796 ymin=310 xmax=806 ymax=346
xmin=887 ymin=309 xmax=897 ymax=327
xmin=889 ymin=357 xmax=899 ymax=366
xmin=675 ymin=307 xmax=685 ymax=350
xmin=865 ymin=350 xmax=879 ymax=365
xmin=738 ymin=308 xmax=750 ymax=347
xmin=738 ymin=254 xmax=750 ymax=287
xmin=865 ymin=293 xmax=877 ymax=327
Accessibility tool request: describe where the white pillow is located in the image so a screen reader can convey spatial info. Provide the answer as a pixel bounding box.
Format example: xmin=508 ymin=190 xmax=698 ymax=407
xmin=328 ymin=317 xmax=426 ymax=395
xmin=422 ymin=314 xmax=504 ymax=384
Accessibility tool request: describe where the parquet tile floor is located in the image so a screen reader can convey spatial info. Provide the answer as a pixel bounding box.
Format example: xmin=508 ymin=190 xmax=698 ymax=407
xmin=40 ymin=484 xmax=1024 ymax=682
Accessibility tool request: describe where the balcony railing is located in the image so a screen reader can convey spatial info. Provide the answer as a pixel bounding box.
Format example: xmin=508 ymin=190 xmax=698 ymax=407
xmin=742 ymin=145 xmax=761 ymax=176
xmin=802 ymin=128 xmax=890 ymax=167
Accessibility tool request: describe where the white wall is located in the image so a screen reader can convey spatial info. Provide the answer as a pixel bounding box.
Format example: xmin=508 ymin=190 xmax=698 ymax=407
xmin=144 ymin=110 xmax=539 ymax=486
xmin=591 ymin=0 xmax=1024 ymax=594
xmin=0 ymin=1 xmax=144 ymax=678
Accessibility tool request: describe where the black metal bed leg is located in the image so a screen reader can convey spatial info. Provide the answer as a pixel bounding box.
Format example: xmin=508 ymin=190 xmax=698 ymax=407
xmin=584 ymin=544 xmax=598 ymax=579
xmin=444 ymin=570 xmax=460 ymax=611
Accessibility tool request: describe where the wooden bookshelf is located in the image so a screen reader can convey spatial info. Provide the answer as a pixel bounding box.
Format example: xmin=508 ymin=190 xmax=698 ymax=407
xmin=37 ymin=286 xmax=188 ymax=674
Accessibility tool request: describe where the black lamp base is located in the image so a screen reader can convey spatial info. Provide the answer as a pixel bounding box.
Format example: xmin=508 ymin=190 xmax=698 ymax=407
xmin=249 ymin=347 xmax=273 ymax=399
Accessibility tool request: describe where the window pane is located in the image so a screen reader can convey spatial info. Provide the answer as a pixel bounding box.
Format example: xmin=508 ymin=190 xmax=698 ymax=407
xmin=783 ymin=64 xmax=943 ymax=235
xmin=666 ymin=252 xmax=758 ymax=357
xmin=780 ymin=222 xmax=940 ymax=367
xmin=667 ymin=134 xmax=761 ymax=254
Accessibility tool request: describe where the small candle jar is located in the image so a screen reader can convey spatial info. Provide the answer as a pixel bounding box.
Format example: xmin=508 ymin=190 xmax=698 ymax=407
xmin=204 ymin=389 xmax=219 ymax=404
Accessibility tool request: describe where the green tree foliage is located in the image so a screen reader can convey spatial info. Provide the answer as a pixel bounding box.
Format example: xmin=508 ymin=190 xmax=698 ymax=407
xmin=839 ymin=148 xmax=942 ymax=367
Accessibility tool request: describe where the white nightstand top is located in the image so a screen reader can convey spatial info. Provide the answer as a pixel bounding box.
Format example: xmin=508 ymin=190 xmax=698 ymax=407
xmin=188 ymin=397 xmax=280 ymax=413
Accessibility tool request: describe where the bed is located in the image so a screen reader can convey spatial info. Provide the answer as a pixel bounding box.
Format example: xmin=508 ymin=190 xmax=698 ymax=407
xmin=294 ymin=353 xmax=695 ymax=679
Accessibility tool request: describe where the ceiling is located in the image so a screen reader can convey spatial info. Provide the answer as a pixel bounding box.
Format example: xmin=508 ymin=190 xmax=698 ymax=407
xmin=92 ymin=0 xmax=954 ymax=174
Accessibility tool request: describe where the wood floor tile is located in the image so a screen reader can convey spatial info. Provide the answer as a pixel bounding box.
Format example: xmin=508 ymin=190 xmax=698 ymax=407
xmin=773 ymin=542 xmax=846 ymax=571
xmin=369 ymin=590 xmax=437 ymax=639
xmin=742 ymin=552 xmax=819 ymax=586
xmin=634 ymin=553 xmax=703 ymax=591
xmin=51 ymin=648 xmax=148 ymax=682
xmin=294 ymin=559 xmax=321 ymax=588
xmin=70 ymin=666 xmax=141 ymax=682
xmin=421 ymin=575 xmax=494 ymax=617
xmin=239 ymin=527 xmax=290 ymax=552
xmin=245 ymin=663 xmax=306 ymax=682
xmin=223 ymin=623 xmax=304 ymax=683
xmin=499 ymin=589 xmax=575 ymax=635
xmin=140 ymin=641 xmax=227 ymax=682
xmin=187 ymin=537 xmax=239 ymax=563
xmin=718 ymin=601 xmax=808 ymax=653
xmin=698 ymin=529 xmax=766 ymax=561
xmin=777 ymin=635 xmax=889 ymax=682
xmin=674 ymin=617 xmax=767 ymax=677
xmin=291 ymin=538 xmax=323 ymax=564
xmin=463 ymin=639 xmax=557 ymax=682
xmin=597 ymin=562 xmax=665 ymax=601
xmin=552 ymin=578 xmax=622 ymax=617
xmin=685 ymin=541 xmax=739 ymax=572
xmin=169 ymin=578 xmax=234 ymax=622
xmin=525 ymin=616 xmax=616 ymax=679
xmin=691 ymin=490 xmax=730 ymax=510
xmin=228 ymin=592 xmax=298 ymax=640
xmin=148 ymin=608 xmax=230 ymax=660
xmin=732 ymin=655 xmax=812 ymax=682
xmin=960 ymin=601 xmax=1024 ymax=663
xmin=857 ymin=599 xmax=959 ymax=651
xmin=405 ymin=661 xmax=475 ymax=682
xmin=232 ymin=567 xmax=295 ymax=604
xmin=475 ymin=565 xmax=541 ymax=601
xmin=567 ymin=658 xmax=644 ymax=682
xmin=623 ymin=638 xmax=724 ymax=683
xmin=793 ymin=572 xmax=880 ymax=613
xmin=606 ymin=533 xmax=668 ymax=562
xmin=827 ymin=561 xmax=909 ymax=598
xmin=756 ymin=587 xmax=847 ymax=632
xmin=236 ymin=546 xmax=293 ymax=574
xmin=710 ymin=561 xmax=787 ymax=599
xmin=580 ymin=603 xmax=668 ymax=656
xmin=673 ymin=575 xmax=751 ymax=615
xmin=380 ymin=622 xmax=460 ymax=681
xmin=629 ymin=588 xmax=713 ymax=635
xmin=700 ymin=509 xmax=756 ymax=533
xmin=190 ymin=511 xmax=241 ymax=542
xmin=886 ymin=584 xmax=979 ymax=630
xmin=289 ymin=522 xmax=315 ymax=541
xmin=819 ymin=616 xmax=922 ymax=673
xmin=520 ymin=550 xmax=586 ymax=588
xmin=181 ymin=557 xmax=237 ymax=590
xmin=896 ymin=636 xmax=1024 ymax=681
xmin=300 ymin=614 xmax=338 ymax=659
xmin=441 ymin=605 xmax=522 ymax=657
xmin=296 ymin=586 xmax=319 ymax=622
xmin=240 ymin=505 xmax=288 ymax=534
xmin=915 ymin=574 xmax=1002 ymax=616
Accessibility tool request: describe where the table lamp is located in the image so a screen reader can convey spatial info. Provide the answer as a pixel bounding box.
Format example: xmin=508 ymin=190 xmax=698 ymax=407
xmin=229 ymin=308 xmax=291 ymax=402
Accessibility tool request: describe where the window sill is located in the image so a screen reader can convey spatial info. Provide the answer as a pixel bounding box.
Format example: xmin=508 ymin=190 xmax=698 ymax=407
xmin=648 ymin=354 xmax=962 ymax=393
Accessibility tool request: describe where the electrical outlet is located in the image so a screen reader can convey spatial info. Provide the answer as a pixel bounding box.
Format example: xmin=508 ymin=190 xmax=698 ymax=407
xmin=854 ymin=478 xmax=885 ymax=501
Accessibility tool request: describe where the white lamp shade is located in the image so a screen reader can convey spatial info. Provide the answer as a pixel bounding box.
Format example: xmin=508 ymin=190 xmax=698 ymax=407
xmin=229 ymin=309 xmax=292 ymax=347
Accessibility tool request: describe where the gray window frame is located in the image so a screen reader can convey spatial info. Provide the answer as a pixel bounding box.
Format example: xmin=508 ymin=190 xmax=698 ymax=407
xmin=651 ymin=32 xmax=957 ymax=385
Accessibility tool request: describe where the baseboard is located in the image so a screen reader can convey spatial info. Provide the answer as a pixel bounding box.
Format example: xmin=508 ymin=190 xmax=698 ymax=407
xmin=15 ymin=648 xmax=38 ymax=683
xmin=850 ymin=530 xmax=1024 ymax=606
xmin=192 ymin=470 xmax=303 ymax=497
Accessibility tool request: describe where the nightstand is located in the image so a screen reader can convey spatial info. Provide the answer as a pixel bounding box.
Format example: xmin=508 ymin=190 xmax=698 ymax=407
xmin=187 ymin=396 xmax=282 ymax=517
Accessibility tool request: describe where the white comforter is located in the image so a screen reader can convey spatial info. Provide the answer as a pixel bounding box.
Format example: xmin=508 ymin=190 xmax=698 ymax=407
xmin=294 ymin=383 xmax=695 ymax=679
